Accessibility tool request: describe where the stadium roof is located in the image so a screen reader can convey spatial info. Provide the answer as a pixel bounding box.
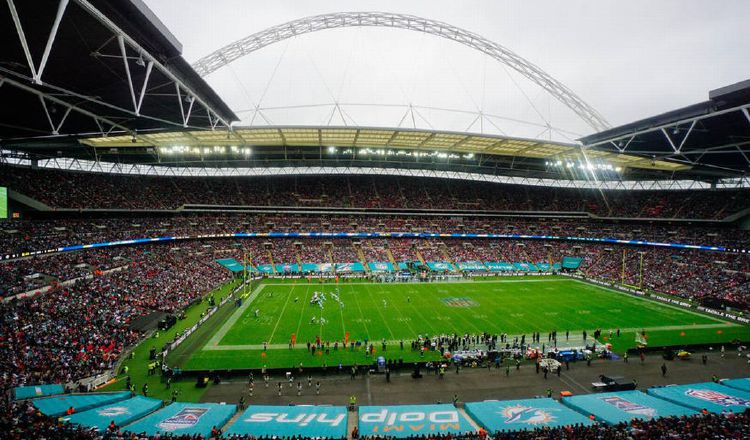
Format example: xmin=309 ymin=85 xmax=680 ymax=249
xmin=78 ymin=126 xmax=685 ymax=173
xmin=580 ymin=80 xmax=750 ymax=178
xmin=0 ymin=0 xmax=236 ymax=142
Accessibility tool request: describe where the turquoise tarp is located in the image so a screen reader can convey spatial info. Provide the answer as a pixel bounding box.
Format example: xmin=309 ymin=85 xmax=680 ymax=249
xmin=14 ymin=384 xmax=64 ymax=400
xmin=34 ymin=392 xmax=132 ymax=417
xmin=124 ymin=402 xmax=236 ymax=437
xmin=465 ymin=398 xmax=593 ymax=433
xmin=647 ymin=382 xmax=750 ymax=413
xmin=226 ymin=405 xmax=347 ymax=438
xmin=358 ymin=404 xmax=473 ymax=438
xmin=562 ymin=390 xmax=697 ymax=425
xmin=62 ymin=396 xmax=162 ymax=432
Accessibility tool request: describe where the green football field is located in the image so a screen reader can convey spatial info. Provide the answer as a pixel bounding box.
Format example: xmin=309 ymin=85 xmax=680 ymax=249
xmin=173 ymin=277 xmax=750 ymax=370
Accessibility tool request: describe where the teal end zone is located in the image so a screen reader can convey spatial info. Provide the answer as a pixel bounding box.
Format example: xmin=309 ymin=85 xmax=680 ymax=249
xmin=124 ymin=402 xmax=236 ymax=437
xmin=721 ymin=378 xmax=750 ymax=392
xmin=647 ymin=382 xmax=750 ymax=413
xmin=62 ymin=396 xmax=162 ymax=432
xmin=464 ymin=398 xmax=593 ymax=433
xmin=33 ymin=391 xmax=132 ymax=417
xmin=368 ymin=261 xmax=394 ymax=272
xmin=14 ymin=384 xmax=64 ymax=400
xmin=562 ymin=390 xmax=697 ymax=425
xmin=226 ymin=405 xmax=348 ymax=438
xmin=358 ymin=404 xmax=473 ymax=438
xmin=426 ymin=261 xmax=455 ymax=271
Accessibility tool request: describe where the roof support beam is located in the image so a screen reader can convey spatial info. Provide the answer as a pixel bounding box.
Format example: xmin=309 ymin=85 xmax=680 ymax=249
xmin=36 ymin=0 xmax=69 ymax=84
xmin=6 ymin=0 xmax=38 ymax=79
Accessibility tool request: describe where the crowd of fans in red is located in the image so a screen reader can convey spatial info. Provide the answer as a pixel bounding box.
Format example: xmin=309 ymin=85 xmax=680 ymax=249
xmin=0 ymin=242 xmax=231 ymax=388
xmin=2 ymin=166 xmax=749 ymax=219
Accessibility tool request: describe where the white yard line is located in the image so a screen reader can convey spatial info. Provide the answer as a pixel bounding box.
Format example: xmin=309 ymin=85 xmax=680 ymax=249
xmin=205 ymin=283 xmax=267 ymax=347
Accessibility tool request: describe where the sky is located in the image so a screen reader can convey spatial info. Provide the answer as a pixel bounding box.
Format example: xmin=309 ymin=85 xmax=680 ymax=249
xmin=144 ymin=0 xmax=750 ymax=141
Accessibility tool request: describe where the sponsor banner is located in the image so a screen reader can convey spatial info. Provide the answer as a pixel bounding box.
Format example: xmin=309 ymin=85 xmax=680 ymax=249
xmin=14 ymin=384 xmax=64 ymax=400
xmin=62 ymin=396 xmax=162 ymax=433
xmin=456 ymin=261 xmax=487 ymax=271
xmin=721 ymin=378 xmax=750 ymax=393
xmin=368 ymin=261 xmax=394 ymax=272
xmin=562 ymin=391 xmax=697 ymax=425
xmin=125 ymin=402 xmax=236 ymax=437
xmin=336 ymin=262 xmax=365 ymax=273
xmin=358 ymin=404 xmax=473 ymax=438
xmin=275 ymin=263 xmax=300 ymax=273
xmin=33 ymin=392 xmax=132 ymax=417
xmin=426 ymin=261 xmax=455 ymax=272
xmin=647 ymin=382 xmax=750 ymax=413
xmin=226 ymin=405 xmax=348 ymax=438
xmin=256 ymin=264 xmax=275 ymax=273
xmin=465 ymin=398 xmax=593 ymax=433
xmin=484 ymin=262 xmax=516 ymax=271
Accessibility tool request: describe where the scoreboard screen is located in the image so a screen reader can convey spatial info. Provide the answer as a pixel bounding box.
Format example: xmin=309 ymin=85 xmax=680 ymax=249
xmin=0 ymin=187 xmax=7 ymax=219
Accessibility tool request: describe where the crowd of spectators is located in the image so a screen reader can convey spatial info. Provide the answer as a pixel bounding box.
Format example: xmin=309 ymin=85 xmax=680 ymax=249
xmin=3 ymin=165 xmax=749 ymax=219
xmin=0 ymin=241 xmax=231 ymax=387
xmin=4 ymin=213 xmax=750 ymax=256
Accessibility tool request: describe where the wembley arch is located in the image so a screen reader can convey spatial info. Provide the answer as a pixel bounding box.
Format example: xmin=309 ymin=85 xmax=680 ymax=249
xmin=192 ymin=11 xmax=610 ymax=132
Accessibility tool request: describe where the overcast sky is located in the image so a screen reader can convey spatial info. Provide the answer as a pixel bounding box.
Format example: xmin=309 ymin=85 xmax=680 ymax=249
xmin=145 ymin=0 xmax=750 ymax=141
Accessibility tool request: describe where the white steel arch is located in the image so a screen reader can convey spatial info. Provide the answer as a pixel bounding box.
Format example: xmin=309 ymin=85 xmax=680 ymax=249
xmin=192 ymin=11 xmax=610 ymax=132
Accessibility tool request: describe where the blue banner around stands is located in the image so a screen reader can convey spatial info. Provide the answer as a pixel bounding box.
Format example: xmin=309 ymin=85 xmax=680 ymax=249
xmin=358 ymin=404 xmax=473 ymax=438
xmin=256 ymin=264 xmax=275 ymax=273
xmin=562 ymin=390 xmax=697 ymax=425
xmin=226 ymin=405 xmax=347 ymax=438
xmin=34 ymin=392 xmax=132 ymax=417
xmin=721 ymin=378 xmax=750 ymax=393
xmin=124 ymin=402 xmax=236 ymax=437
xmin=215 ymin=258 xmax=247 ymax=273
xmin=275 ymin=263 xmax=299 ymax=273
xmin=62 ymin=396 xmax=162 ymax=432
xmin=484 ymin=262 xmax=515 ymax=271
xmin=456 ymin=261 xmax=487 ymax=271
xmin=368 ymin=262 xmax=394 ymax=272
xmin=14 ymin=384 xmax=64 ymax=400
xmin=465 ymin=398 xmax=593 ymax=433
xmin=336 ymin=262 xmax=365 ymax=272
xmin=647 ymin=382 xmax=750 ymax=413
xmin=513 ymin=262 xmax=539 ymax=272
xmin=397 ymin=262 xmax=409 ymax=270
xmin=426 ymin=261 xmax=455 ymax=272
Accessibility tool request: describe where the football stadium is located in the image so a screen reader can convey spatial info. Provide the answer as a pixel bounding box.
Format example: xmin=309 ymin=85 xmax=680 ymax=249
xmin=1 ymin=1 xmax=750 ymax=439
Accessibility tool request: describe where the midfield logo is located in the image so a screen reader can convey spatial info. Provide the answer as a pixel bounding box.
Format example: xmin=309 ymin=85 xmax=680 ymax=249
xmin=441 ymin=297 xmax=478 ymax=308
xmin=685 ymin=389 xmax=750 ymax=407
xmin=97 ymin=406 xmax=130 ymax=417
xmin=157 ymin=407 xmax=209 ymax=431
xmin=599 ymin=396 xmax=656 ymax=418
xmin=499 ymin=405 xmax=556 ymax=425
xmin=360 ymin=409 xmax=462 ymax=433
xmin=245 ymin=412 xmax=346 ymax=427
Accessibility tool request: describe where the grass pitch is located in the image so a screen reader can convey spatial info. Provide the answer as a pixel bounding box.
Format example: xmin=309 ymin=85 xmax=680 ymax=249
xmin=177 ymin=277 xmax=749 ymax=370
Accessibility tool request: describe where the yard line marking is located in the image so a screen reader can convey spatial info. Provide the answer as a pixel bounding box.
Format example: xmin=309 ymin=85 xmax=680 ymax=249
xmin=202 ymin=322 xmax=736 ymax=351
xmin=363 ymin=283 xmax=397 ymax=340
xmin=570 ymin=278 xmax=730 ymax=324
xmin=206 ymin=283 xmax=266 ymax=347
xmin=268 ymin=283 xmax=297 ymax=344
xmin=293 ymin=284 xmax=314 ymax=342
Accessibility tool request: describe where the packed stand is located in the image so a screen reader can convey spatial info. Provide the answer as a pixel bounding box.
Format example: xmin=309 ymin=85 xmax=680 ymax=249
xmin=3 ymin=165 xmax=749 ymax=219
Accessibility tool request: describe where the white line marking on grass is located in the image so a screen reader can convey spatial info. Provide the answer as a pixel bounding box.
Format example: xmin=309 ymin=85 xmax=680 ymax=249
xmin=570 ymin=279 xmax=734 ymax=325
xmin=268 ymin=284 xmax=297 ymax=344
xmin=206 ymin=283 xmax=266 ymax=347
xmin=202 ymin=322 xmax=736 ymax=351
